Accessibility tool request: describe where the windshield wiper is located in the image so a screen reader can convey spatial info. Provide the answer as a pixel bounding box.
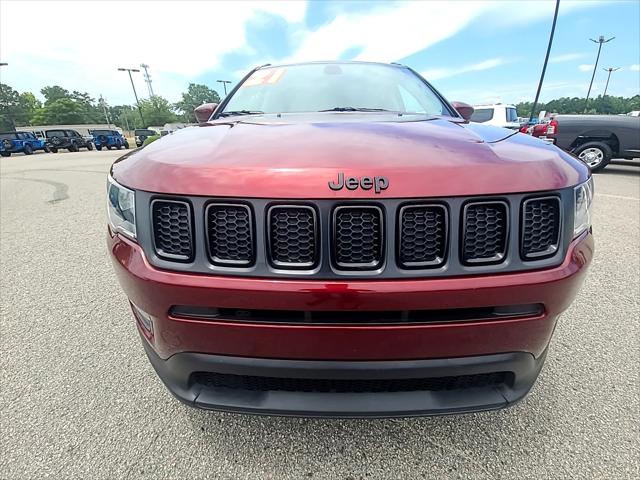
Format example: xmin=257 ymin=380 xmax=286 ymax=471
xmin=319 ymin=107 xmax=391 ymax=112
xmin=218 ymin=110 xmax=265 ymax=117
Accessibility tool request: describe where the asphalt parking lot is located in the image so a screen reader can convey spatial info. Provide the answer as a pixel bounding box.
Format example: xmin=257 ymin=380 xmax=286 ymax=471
xmin=1 ymin=150 xmax=638 ymax=479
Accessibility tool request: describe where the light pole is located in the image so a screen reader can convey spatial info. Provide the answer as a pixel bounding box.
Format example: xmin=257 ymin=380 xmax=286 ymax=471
xmin=140 ymin=63 xmax=155 ymax=97
xmin=602 ymin=67 xmax=620 ymax=97
xmin=118 ymin=67 xmax=145 ymax=126
xmin=584 ymin=35 xmax=615 ymax=112
xmin=216 ymin=80 xmax=232 ymax=96
xmin=99 ymin=95 xmax=112 ymax=127
xmin=0 ymin=62 xmax=7 ymax=66
xmin=529 ymin=0 xmax=560 ymax=124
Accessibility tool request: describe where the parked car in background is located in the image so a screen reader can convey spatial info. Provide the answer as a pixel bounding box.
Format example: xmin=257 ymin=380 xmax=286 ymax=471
xmin=134 ymin=129 xmax=158 ymax=147
xmin=45 ymin=129 xmax=94 ymax=153
xmin=470 ymin=104 xmax=520 ymax=130
xmin=91 ymin=129 xmax=129 ymax=150
xmin=529 ymin=114 xmax=640 ymax=172
xmin=0 ymin=131 xmax=49 ymax=157
xmin=626 ymin=111 xmax=640 ymax=117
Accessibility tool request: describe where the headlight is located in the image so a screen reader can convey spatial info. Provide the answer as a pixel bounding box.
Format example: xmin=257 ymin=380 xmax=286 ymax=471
xmin=574 ymin=177 xmax=594 ymax=237
xmin=107 ymin=174 xmax=136 ymax=239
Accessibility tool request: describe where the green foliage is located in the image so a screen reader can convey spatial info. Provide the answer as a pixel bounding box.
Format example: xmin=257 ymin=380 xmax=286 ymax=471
xmin=139 ymin=95 xmax=180 ymax=128
xmin=41 ymin=86 xmax=70 ymax=104
xmin=142 ymin=134 xmax=160 ymax=147
xmin=516 ymin=95 xmax=640 ymax=118
xmin=174 ymin=83 xmax=221 ymax=122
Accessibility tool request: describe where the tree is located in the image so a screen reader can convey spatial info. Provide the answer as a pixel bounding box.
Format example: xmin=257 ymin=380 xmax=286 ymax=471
xmin=31 ymin=98 xmax=93 ymax=125
xmin=175 ymin=83 xmax=220 ymax=122
xmin=138 ymin=95 xmax=179 ymax=128
xmin=0 ymin=83 xmax=22 ymax=130
xmin=41 ymin=86 xmax=70 ymax=104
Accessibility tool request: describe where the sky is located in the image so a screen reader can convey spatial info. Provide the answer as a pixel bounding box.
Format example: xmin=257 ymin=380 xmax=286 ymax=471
xmin=1 ymin=0 xmax=638 ymax=109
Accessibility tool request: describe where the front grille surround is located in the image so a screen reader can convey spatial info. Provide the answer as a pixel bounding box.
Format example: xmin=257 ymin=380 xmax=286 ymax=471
xmin=521 ymin=196 xmax=562 ymax=260
xmin=397 ymin=203 xmax=448 ymax=268
xmin=332 ymin=205 xmax=384 ymax=270
xmin=267 ymin=204 xmax=319 ymax=269
xmin=135 ymin=189 xmax=574 ymax=279
xmin=205 ymin=203 xmax=255 ymax=267
xmin=150 ymin=198 xmax=194 ymax=262
xmin=461 ymin=200 xmax=509 ymax=265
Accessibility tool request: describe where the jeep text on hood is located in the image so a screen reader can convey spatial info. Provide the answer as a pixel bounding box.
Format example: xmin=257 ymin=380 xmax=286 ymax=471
xmin=107 ymin=61 xmax=593 ymax=417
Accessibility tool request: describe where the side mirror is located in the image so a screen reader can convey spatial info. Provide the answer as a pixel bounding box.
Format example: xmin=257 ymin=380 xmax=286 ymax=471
xmin=194 ymin=102 xmax=218 ymax=123
xmin=451 ymin=101 xmax=474 ymax=122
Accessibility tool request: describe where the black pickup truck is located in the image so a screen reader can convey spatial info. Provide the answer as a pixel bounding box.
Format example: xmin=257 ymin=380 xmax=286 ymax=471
xmin=545 ymin=114 xmax=640 ymax=172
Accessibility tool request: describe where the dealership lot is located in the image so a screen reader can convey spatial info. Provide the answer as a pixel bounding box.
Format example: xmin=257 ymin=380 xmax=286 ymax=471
xmin=1 ymin=151 xmax=638 ymax=479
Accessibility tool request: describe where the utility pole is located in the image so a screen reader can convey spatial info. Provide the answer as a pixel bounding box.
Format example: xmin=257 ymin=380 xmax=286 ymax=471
xmin=140 ymin=63 xmax=155 ymax=97
xmin=584 ymin=35 xmax=615 ymax=112
xmin=216 ymin=80 xmax=232 ymax=96
xmin=602 ymin=67 xmax=620 ymax=97
xmin=117 ymin=67 xmax=145 ymax=127
xmin=529 ymin=0 xmax=560 ymax=124
xmin=99 ymin=95 xmax=112 ymax=127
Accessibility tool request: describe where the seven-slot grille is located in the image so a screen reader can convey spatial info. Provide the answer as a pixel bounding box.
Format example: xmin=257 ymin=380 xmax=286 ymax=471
xmin=462 ymin=202 xmax=508 ymax=264
xmin=151 ymin=199 xmax=193 ymax=261
xmin=522 ymin=197 xmax=561 ymax=259
xmin=205 ymin=204 xmax=254 ymax=266
xmin=148 ymin=195 xmax=564 ymax=273
xmin=398 ymin=205 xmax=447 ymax=268
xmin=268 ymin=206 xmax=318 ymax=268
xmin=333 ymin=206 xmax=383 ymax=269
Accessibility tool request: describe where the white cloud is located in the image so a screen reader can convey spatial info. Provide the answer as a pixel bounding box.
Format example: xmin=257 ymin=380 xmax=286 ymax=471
xmin=578 ymin=64 xmax=594 ymax=72
xmin=421 ymin=58 xmax=508 ymax=81
xmin=550 ymin=53 xmax=586 ymax=63
xmin=630 ymin=64 xmax=640 ymax=71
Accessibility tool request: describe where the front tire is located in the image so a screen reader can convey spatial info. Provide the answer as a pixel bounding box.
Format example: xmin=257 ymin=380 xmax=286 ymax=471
xmin=49 ymin=147 xmax=58 ymax=153
xmin=87 ymin=142 xmax=94 ymax=151
xmin=575 ymin=141 xmax=612 ymax=172
xmin=96 ymin=145 xmax=102 ymax=151
xmin=23 ymin=144 xmax=34 ymax=155
xmin=0 ymin=152 xmax=10 ymax=157
xmin=68 ymin=143 xmax=79 ymax=152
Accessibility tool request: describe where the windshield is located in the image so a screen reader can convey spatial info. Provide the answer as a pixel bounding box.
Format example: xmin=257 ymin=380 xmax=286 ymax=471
xmin=45 ymin=130 xmax=65 ymax=138
xmin=0 ymin=133 xmax=18 ymax=140
xmin=221 ymin=63 xmax=451 ymax=116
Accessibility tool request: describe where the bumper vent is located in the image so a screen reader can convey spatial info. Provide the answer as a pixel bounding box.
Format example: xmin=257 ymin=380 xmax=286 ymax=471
xmin=522 ymin=197 xmax=561 ymax=259
xmin=268 ymin=206 xmax=318 ymax=268
xmin=192 ymin=371 xmax=508 ymax=393
xmin=462 ymin=202 xmax=508 ymax=264
xmin=151 ymin=199 xmax=193 ymax=261
xmin=333 ymin=206 xmax=383 ymax=270
xmin=398 ymin=205 xmax=447 ymax=268
xmin=206 ymin=204 xmax=254 ymax=266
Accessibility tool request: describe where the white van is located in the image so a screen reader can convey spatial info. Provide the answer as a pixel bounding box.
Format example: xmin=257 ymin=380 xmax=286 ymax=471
xmin=470 ymin=104 xmax=520 ymax=130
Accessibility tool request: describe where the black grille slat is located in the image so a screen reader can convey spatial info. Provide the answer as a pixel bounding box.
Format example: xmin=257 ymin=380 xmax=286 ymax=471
xmin=151 ymin=200 xmax=193 ymax=261
xmin=268 ymin=206 xmax=318 ymax=268
xmin=522 ymin=197 xmax=561 ymax=259
xmin=462 ymin=202 xmax=508 ymax=264
xmin=192 ymin=371 xmax=509 ymax=393
xmin=333 ymin=206 xmax=383 ymax=269
xmin=399 ymin=205 xmax=447 ymax=267
xmin=206 ymin=204 xmax=254 ymax=266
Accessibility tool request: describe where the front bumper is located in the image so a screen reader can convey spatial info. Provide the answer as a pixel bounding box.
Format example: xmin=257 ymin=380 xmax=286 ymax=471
xmin=144 ymin=340 xmax=546 ymax=417
xmin=109 ymin=230 xmax=593 ymax=416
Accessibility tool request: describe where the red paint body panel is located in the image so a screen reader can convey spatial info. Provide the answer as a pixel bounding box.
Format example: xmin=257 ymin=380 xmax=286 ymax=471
xmin=109 ymin=230 xmax=593 ymax=362
xmin=111 ymin=117 xmax=589 ymax=199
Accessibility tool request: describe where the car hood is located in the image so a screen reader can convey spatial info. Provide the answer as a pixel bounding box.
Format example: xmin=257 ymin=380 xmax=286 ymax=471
xmin=112 ymin=114 xmax=588 ymax=198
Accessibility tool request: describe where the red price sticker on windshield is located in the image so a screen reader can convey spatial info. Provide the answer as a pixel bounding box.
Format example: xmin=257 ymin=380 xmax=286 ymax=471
xmin=242 ymin=68 xmax=286 ymax=87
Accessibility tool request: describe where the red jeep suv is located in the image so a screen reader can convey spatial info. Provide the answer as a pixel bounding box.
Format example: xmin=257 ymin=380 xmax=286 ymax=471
xmin=108 ymin=61 xmax=593 ymax=417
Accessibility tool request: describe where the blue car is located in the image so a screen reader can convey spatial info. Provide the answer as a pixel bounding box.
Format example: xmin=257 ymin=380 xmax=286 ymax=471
xmin=0 ymin=131 xmax=49 ymax=157
xmin=91 ymin=129 xmax=129 ymax=151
